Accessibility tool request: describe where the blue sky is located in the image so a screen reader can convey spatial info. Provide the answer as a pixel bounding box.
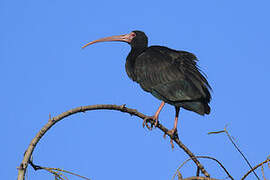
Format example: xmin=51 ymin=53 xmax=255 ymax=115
xmin=1 ymin=0 xmax=270 ymax=179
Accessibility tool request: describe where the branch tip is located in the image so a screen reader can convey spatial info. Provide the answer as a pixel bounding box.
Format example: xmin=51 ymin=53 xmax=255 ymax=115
xmin=48 ymin=113 xmax=52 ymax=122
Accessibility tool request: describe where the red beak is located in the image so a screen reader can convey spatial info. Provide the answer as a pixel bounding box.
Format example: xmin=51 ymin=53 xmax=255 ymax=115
xmin=82 ymin=32 xmax=135 ymax=49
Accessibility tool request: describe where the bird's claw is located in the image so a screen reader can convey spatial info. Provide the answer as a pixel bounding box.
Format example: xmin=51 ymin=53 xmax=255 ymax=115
xmin=142 ymin=115 xmax=159 ymax=130
xmin=167 ymin=128 xmax=178 ymax=138
xmin=142 ymin=117 xmax=153 ymax=130
xmin=164 ymin=128 xmax=178 ymax=149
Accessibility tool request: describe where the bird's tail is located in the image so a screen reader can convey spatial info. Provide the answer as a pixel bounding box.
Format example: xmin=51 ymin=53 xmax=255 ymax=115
xmin=178 ymin=101 xmax=210 ymax=115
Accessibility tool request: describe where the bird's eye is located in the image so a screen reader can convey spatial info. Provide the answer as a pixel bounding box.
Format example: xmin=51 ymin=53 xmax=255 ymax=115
xmin=131 ymin=33 xmax=136 ymax=37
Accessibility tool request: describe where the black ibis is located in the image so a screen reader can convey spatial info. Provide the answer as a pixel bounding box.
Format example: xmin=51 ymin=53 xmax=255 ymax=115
xmin=82 ymin=31 xmax=211 ymax=144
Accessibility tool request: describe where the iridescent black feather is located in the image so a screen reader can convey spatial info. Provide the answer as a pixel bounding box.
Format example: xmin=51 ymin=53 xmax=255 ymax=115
xmin=125 ymin=31 xmax=211 ymax=115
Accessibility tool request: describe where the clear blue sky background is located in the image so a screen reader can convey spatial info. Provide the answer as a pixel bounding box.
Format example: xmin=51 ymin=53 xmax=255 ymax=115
xmin=1 ymin=0 xmax=270 ymax=179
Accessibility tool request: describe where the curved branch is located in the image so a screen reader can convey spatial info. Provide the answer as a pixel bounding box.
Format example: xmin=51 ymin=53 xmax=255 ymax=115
xmin=17 ymin=104 xmax=210 ymax=180
xmin=241 ymin=158 xmax=270 ymax=180
xmin=172 ymin=156 xmax=234 ymax=180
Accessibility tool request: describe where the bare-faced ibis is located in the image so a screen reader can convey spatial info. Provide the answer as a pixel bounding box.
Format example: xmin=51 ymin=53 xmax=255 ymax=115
xmin=82 ymin=31 xmax=211 ymax=145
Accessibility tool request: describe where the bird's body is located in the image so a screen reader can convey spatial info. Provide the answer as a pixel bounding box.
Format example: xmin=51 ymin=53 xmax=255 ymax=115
xmin=126 ymin=45 xmax=211 ymax=115
xmin=83 ymin=30 xmax=211 ymax=142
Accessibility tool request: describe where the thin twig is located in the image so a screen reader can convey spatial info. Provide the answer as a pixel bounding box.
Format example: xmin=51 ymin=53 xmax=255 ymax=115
xmin=223 ymin=127 xmax=260 ymax=180
xmin=29 ymin=159 xmax=90 ymax=180
xmin=177 ymin=171 xmax=183 ymax=180
xmin=48 ymin=170 xmax=64 ymax=180
xmin=196 ymin=167 xmax=200 ymax=177
xmin=17 ymin=104 xmax=210 ymax=180
xmin=172 ymin=156 xmax=234 ymax=180
xmin=208 ymin=126 xmax=260 ymax=180
xmin=261 ymin=165 xmax=266 ymax=180
xmin=241 ymin=158 xmax=270 ymax=180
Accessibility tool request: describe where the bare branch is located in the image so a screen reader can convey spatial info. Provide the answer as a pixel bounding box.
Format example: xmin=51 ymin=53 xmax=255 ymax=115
xmin=17 ymin=104 xmax=210 ymax=180
xmin=209 ymin=126 xmax=260 ymax=179
xmin=241 ymin=157 xmax=270 ymax=180
xmin=223 ymin=127 xmax=260 ymax=180
xmin=29 ymin=159 xmax=90 ymax=180
xmin=172 ymin=156 xmax=234 ymax=180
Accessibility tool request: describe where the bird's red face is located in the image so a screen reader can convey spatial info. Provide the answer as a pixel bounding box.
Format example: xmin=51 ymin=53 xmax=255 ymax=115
xmin=82 ymin=32 xmax=136 ymax=48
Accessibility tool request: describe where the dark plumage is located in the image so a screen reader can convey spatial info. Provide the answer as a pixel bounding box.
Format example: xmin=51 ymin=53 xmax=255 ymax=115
xmin=126 ymin=34 xmax=211 ymax=115
xmin=83 ymin=30 xmax=212 ymax=140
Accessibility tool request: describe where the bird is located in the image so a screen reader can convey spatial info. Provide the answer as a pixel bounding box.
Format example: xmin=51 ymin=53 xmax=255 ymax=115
xmin=82 ymin=30 xmax=211 ymax=145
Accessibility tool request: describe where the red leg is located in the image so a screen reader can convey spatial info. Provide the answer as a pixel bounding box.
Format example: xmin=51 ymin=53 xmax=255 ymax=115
xmin=167 ymin=107 xmax=180 ymax=148
xmin=143 ymin=101 xmax=165 ymax=129
xmin=169 ymin=106 xmax=180 ymax=135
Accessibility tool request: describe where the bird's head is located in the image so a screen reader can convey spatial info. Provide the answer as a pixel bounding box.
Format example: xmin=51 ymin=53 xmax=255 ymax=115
xmin=82 ymin=30 xmax=148 ymax=49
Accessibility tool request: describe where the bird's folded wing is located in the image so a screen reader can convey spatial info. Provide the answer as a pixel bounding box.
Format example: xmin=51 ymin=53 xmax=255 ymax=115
xmin=134 ymin=46 xmax=211 ymax=102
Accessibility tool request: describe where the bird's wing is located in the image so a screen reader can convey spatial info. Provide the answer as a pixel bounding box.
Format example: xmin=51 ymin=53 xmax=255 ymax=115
xmin=134 ymin=46 xmax=211 ymax=103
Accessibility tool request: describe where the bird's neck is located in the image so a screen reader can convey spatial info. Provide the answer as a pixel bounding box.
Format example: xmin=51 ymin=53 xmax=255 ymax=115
xmin=128 ymin=46 xmax=146 ymax=60
xmin=125 ymin=46 xmax=147 ymax=81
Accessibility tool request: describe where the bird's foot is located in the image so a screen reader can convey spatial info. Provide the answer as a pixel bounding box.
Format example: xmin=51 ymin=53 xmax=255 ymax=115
xmin=142 ymin=115 xmax=159 ymax=130
xmin=163 ymin=128 xmax=178 ymax=149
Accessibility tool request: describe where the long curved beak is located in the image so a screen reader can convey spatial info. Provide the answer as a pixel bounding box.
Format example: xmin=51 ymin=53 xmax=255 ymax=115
xmin=82 ymin=32 xmax=134 ymax=49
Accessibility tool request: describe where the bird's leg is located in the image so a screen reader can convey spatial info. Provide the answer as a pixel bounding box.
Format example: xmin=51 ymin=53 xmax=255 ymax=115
xmin=167 ymin=107 xmax=180 ymax=148
xmin=143 ymin=101 xmax=165 ymax=130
